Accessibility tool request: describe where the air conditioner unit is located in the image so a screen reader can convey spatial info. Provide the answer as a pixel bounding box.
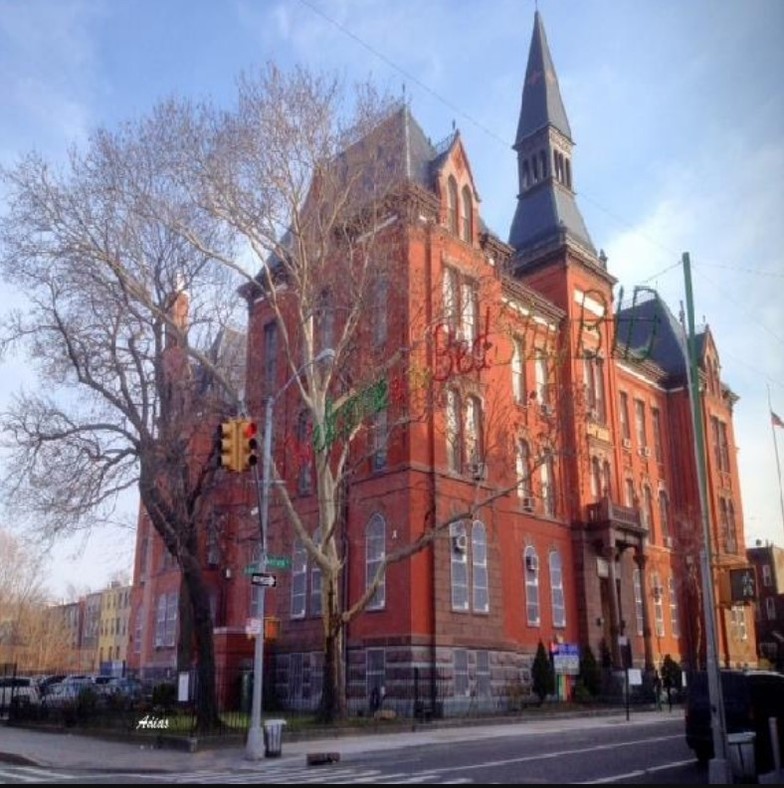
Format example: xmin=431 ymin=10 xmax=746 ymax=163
xmin=525 ymin=554 xmax=539 ymax=572
xmin=452 ymin=534 xmax=468 ymax=554
xmin=639 ymin=446 xmax=651 ymax=458
xmin=521 ymin=496 xmax=536 ymax=513
xmin=622 ymin=438 xmax=632 ymax=450
xmin=468 ymin=461 xmax=487 ymax=481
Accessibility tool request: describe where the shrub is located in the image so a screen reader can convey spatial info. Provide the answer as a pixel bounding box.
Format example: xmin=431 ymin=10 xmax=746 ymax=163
xmin=578 ymin=644 xmax=601 ymax=697
xmin=532 ymin=641 xmax=555 ymax=705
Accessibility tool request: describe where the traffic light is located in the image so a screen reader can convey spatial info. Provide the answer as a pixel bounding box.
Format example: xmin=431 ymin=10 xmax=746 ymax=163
xmin=218 ymin=420 xmax=239 ymax=472
xmin=238 ymin=419 xmax=259 ymax=471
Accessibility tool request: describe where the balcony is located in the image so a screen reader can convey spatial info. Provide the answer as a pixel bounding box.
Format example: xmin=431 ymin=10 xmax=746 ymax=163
xmin=587 ymin=496 xmax=644 ymax=534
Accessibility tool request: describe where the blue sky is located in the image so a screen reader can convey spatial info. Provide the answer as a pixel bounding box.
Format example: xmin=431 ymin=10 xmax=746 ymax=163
xmin=1 ymin=0 xmax=782 ymax=598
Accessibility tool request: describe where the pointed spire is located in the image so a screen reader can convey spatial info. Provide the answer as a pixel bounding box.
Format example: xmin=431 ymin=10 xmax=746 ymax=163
xmin=515 ymin=11 xmax=571 ymax=146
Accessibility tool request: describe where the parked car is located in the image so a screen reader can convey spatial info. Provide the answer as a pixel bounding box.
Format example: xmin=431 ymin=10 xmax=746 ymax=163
xmin=42 ymin=679 xmax=96 ymax=708
xmin=685 ymin=669 xmax=784 ymax=775
xmin=34 ymin=674 xmax=66 ymax=696
xmin=104 ymin=677 xmax=144 ymax=702
xmin=0 ymin=676 xmax=41 ymax=710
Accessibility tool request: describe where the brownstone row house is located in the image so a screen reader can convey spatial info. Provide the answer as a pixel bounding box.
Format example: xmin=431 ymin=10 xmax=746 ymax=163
xmin=127 ymin=11 xmax=757 ymax=712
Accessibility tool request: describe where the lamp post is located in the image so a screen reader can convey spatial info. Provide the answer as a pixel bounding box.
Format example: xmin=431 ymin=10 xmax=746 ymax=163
xmin=245 ymin=348 xmax=335 ymax=760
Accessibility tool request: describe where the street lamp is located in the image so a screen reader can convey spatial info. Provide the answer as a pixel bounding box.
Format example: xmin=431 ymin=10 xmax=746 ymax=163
xmin=245 ymin=347 xmax=335 ymax=760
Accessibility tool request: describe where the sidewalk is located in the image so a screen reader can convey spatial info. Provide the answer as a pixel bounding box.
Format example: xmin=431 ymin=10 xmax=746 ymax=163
xmin=1 ymin=708 xmax=681 ymax=774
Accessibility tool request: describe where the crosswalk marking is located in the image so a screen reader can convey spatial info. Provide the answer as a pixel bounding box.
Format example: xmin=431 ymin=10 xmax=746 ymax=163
xmin=0 ymin=766 xmax=82 ymax=783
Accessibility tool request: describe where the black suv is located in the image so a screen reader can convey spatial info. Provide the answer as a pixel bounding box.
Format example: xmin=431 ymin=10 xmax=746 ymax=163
xmin=685 ymin=669 xmax=784 ymax=774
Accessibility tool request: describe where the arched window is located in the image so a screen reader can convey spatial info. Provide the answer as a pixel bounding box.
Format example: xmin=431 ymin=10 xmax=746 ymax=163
xmin=534 ymin=349 xmax=549 ymax=405
xmin=511 ymin=337 xmax=525 ymax=403
xmin=366 ymin=514 xmax=386 ymax=610
xmin=472 ymin=521 xmax=489 ymax=613
xmin=461 ymin=185 xmax=473 ymax=243
xmin=549 ymin=551 xmax=565 ymax=627
xmin=532 ymin=155 xmax=539 ymax=182
xmin=522 ymin=160 xmax=530 ymax=189
xmin=291 ymin=538 xmax=307 ymax=618
xmin=447 ymin=176 xmax=459 ymax=234
xmin=450 ymin=520 xmax=469 ymax=611
xmin=565 ymin=158 xmax=572 ymax=189
xmin=659 ymin=490 xmax=670 ymax=542
xmin=524 ymin=546 xmax=540 ymax=626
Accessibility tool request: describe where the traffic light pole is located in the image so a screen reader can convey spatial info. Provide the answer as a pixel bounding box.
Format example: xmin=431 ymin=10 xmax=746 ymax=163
xmin=245 ymin=395 xmax=273 ymax=760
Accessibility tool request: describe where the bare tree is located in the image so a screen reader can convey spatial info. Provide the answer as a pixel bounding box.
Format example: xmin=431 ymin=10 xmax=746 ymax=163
xmin=0 ymin=529 xmax=71 ymax=671
xmin=0 ymin=110 xmax=243 ymax=731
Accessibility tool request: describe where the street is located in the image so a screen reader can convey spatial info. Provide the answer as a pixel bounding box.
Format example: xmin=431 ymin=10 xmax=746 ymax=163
xmin=0 ymin=716 xmax=712 ymax=784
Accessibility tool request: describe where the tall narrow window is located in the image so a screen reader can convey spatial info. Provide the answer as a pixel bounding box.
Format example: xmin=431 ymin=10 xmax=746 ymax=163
xmin=619 ymin=392 xmax=630 ymax=440
xmin=584 ymin=354 xmax=606 ymax=422
xmin=443 ymin=267 xmax=458 ymax=333
xmin=524 ymin=546 xmax=540 ymax=626
xmin=454 ymin=649 xmax=469 ymax=696
xmin=447 ymin=176 xmax=459 ymax=234
xmin=635 ymin=400 xmax=647 ymax=447
xmin=541 ymin=456 xmax=555 ymax=517
xmin=464 ymin=396 xmax=483 ymax=467
xmin=652 ymin=573 xmax=665 ymax=637
xmin=549 ymin=551 xmax=566 ymax=627
xmin=512 ymin=337 xmax=525 ymax=403
xmin=535 ymin=350 xmax=549 ymax=406
xmin=291 ymin=538 xmax=307 ymax=618
xmin=642 ymin=485 xmax=654 ymax=535
xmin=668 ymin=576 xmax=680 ymax=638
xmin=633 ymin=568 xmax=644 ymax=636
xmin=624 ymin=478 xmax=635 ymax=508
xmin=718 ymin=421 xmax=730 ymax=472
xmin=590 ymin=457 xmax=601 ymax=499
xmin=372 ymin=276 xmax=388 ymax=347
xmin=372 ymin=408 xmax=388 ymax=470
xmin=516 ymin=439 xmax=532 ymax=501
xmin=310 ymin=529 xmax=322 ymax=617
xmin=727 ymin=501 xmax=737 ymax=554
xmin=659 ymin=490 xmax=670 ymax=541
xmin=461 ymin=185 xmax=473 ymax=243
xmin=472 ymin=521 xmax=489 ymax=613
xmin=602 ymin=460 xmax=612 ymax=499
xmin=450 ymin=521 xmax=469 ymax=611
xmin=652 ymin=407 xmax=663 ymax=462
xmin=460 ymin=280 xmax=478 ymax=343
xmin=263 ymin=321 xmax=278 ymax=393
xmin=366 ymin=514 xmax=386 ymax=610
xmin=446 ymin=388 xmax=462 ymax=472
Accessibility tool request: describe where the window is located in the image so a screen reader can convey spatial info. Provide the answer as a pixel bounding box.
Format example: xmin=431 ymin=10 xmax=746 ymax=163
xmin=652 ymin=408 xmax=663 ymax=462
xmin=512 ymin=337 xmax=525 ymax=404
xmin=454 ymin=649 xmax=469 ymax=696
xmin=590 ymin=457 xmax=601 ymax=499
xmin=659 ymin=491 xmax=670 ymax=541
xmin=443 ymin=267 xmax=480 ymax=344
xmin=460 ymin=280 xmax=478 ymax=343
xmin=471 ymin=521 xmax=489 ymax=613
xmin=461 ymin=185 xmax=473 ymax=243
xmin=766 ymin=596 xmax=776 ymax=621
xmin=446 ymin=388 xmax=462 ymax=472
xmin=624 ymin=478 xmax=635 ymax=508
xmin=534 ymin=350 xmax=550 ymax=406
xmin=366 ymin=514 xmax=386 ymax=610
xmin=524 ymin=546 xmax=540 ymax=626
xmin=296 ymin=410 xmax=313 ymax=494
xmin=729 ymin=605 xmax=748 ymax=641
xmin=372 ymin=408 xmax=388 ymax=470
xmin=641 ymin=485 xmax=654 ymax=534
xmin=464 ymin=395 xmax=483 ymax=467
xmin=602 ymin=460 xmax=612 ymax=500
xmin=634 ymin=400 xmax=647 ymax=448
xmin=443 ymin=267 xmax=458 ymax=333
xmin=447 ymin=176 xmax=458 ymax=234
xmin=583 ymin=354 xmax=606 ymax=422
xmin=289 ymin=653 xmax=304 ymax=702
xmin=652 ymin=573 xmax=665 ymax=638
xmin=154 ymin=592 xmax=177 ymax=648
xmin=619 ymin=392 xmax=631 ymax=441
xmin=450 ymin=520 xmax=469 ymax=611
xmin=633 ymin=568 xmax=644 ymax=636
xmin=263 ymin=321 xmax=278 ymax=393
xmin=540 ymin=455 xmax=556 ymax=517
xmin=711 ymin=416 xmax=731 ymax=472
xmin=310 ymin=529 xmax=322 ymax=617
xmin=372 ymin=276 xmax=388 ymax=347
xmin=516 ymin=439 xmax=532 ymax=502
xmin=549 ymin=551 xmax=566 ymax=627
xmin=762 ymin=564 xmax=773 ymax=587
xmin=727 ymin=500 xmax=737 ymax=554
xmin=668 ymin=575 xmax=680 ymax=638
xmin=291 ymin=538 xmax=307 ymax=618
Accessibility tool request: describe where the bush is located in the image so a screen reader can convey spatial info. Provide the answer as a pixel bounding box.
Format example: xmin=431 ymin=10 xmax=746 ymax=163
xmin=532 ymin=641 xmax=555 ymax=705
xmin=578 ymin=644 xmax=601 ymax=697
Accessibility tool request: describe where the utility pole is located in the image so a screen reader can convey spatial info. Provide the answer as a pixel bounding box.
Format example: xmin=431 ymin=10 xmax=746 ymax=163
xmin=681 ymin=251 xmax=730 ymax=784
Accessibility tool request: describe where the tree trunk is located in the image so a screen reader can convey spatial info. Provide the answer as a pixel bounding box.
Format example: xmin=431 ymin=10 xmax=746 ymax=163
xmin=317 ymin=574 xmax=346 ymax=723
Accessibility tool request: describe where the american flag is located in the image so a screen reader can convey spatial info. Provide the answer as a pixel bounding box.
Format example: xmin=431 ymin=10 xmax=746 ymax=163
xmin=772 ymin=411 xmax=784 ymax=429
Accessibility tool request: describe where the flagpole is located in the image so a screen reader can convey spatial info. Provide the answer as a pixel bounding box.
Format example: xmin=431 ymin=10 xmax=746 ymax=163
xmin=768 ymin=384 xmax=784 ymax=540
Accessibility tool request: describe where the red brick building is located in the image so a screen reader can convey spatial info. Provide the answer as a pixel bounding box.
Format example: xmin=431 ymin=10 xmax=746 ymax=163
xmin=128 ymin=11 xmax=757 ymax=711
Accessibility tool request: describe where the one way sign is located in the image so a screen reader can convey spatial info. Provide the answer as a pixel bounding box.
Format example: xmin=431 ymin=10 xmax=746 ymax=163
xmin=251 ymin=573 xmax=277 ymax=588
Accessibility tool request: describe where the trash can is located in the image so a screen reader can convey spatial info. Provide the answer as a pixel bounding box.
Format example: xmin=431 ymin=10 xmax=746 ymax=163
xmin=263 ymin=718 xmax=286 ymax=758
xmin=727 ymin=731 xmax=756 ymax=782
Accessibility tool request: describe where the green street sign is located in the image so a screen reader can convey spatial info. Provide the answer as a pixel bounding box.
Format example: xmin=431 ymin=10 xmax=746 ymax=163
xmin=266 ymin=556 xmax=291 ymax=570
xmin=244 ymin=563 xmax=258 ymax=577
